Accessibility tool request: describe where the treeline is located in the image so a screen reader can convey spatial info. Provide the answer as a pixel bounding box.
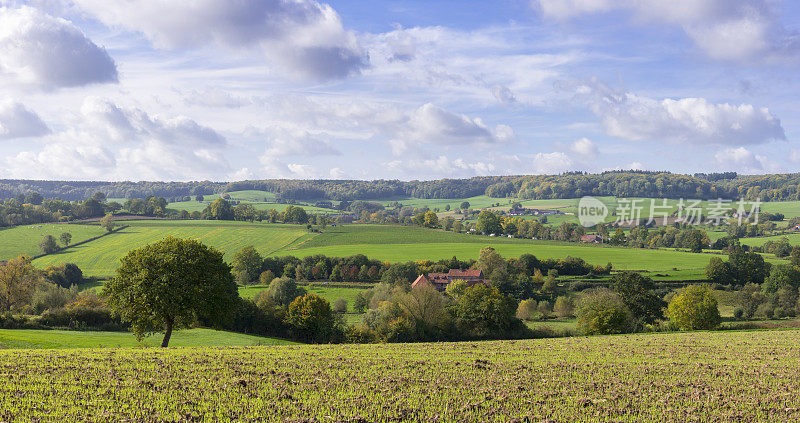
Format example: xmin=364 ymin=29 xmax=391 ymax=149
xmin=706 ymin=246 xmax=800 ymax=320
xmin=0 ymin=192 xmax=169 ymax=227
xmin=3 ymin=172 xmax=800 ymax=203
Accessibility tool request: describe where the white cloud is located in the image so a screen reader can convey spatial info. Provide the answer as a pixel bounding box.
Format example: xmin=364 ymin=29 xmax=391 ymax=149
xmin=569 ymin=137 xmax=599 ymax=158
xmin=531 ymin=151 xmax=574 ymax=174
xmin=714 ymin=147 xmax=776 ymax=173
xmin=535 ymin=0 xmax=799 ymax=62
xmin=73 ymin=0 xmax=366 ymax=80
xmin=0 ymin=6 xmax=117 ymax=89
xmin=404 ymin=103 xmax=514 ymax=146
xmin=258 ymin=95 xmax=516 ymax=157
xmin=385 ymin=156 xmax=496 ymax=178
xmin=0 ymin=100 xmax=49 ymax=139
xmin=791 ymin=150 xmax=800 ymax=164
xmin=576 ymin=79 xmax=785 ymax=145
xmin=3 ymin=98 xmax=230 ymax=180
xmin=254 ymin=128 xmax=340 ymax=157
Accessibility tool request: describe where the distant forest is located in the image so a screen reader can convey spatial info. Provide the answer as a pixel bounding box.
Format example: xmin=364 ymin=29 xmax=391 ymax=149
xmin=1 ymin=171 xmax=799 ymax=201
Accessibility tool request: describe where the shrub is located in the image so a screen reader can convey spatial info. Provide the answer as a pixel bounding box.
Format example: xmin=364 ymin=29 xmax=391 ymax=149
xmin=666 ymin=285 xmax=721 ymax=331
xmin=353 ymin=292 xmax=367 ymax=313
xmin=537 ymin=300 xmax=551 ymax=318
xmin=39 ymin=235 xmax=59 ymax=254
xmin=333 ymin=298 xmax=347 ymax=314
xmin=30 ymin=284 xmax=78 ymax=314
xmin=267 ymin=277 xmax=306 ymax=306
xmin=259 ymin=270 xmax=275 ymax=285
xmin=39 ymin=307 xmax=125 ymax=331
xmin=515 ymin=299 xmax=537 ymax=321
xmin=554 ymin=296 xmax=574 ymax=318
xmin=286 ymin=293 xmax=334 ymax=343
xmin=576 ymin=288 xmax=634 ymax=335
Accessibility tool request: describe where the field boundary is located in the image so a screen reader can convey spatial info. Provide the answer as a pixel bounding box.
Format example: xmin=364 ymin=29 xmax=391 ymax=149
xmin=30 ymin=225 xmax=130 ymax=261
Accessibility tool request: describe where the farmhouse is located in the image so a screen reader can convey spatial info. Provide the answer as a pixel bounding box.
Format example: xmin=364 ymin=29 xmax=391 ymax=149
xmin=580 ymin=234 xmax=604 ymax=243
xmin=412 ymin=269 xmax=485 ymax=292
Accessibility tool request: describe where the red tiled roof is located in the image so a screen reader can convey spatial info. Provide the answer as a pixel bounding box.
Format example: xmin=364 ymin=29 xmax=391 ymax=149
xmin=448 ymin=269 xmax=483 ymax=278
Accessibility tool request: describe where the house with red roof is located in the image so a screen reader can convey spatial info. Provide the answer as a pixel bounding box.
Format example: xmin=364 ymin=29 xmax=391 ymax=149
xmin=412 ymin=269 xmax=486 ymax=292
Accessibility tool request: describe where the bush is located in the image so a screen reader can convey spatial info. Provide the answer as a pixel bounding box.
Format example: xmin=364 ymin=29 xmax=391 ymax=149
xmin=259 ymin=270 xmax=275 ymax=285
xmin=39 ymin=307 xmax=126 ymax=331
xmin=733 ymin=307 xmax=744 ymax=320
xmin=43 ymin=263 xmax=83 ymax=288
xmin=515 ymin=299 xmax=537 ymax=321
xmin=267 ymin=277 xmax=306 ymax=306
xmin=285 ymin=293 xmax=335 ymax=343
xmin=30 ymin=284 xmax=78 ymax=314
xmin=353 ymin=292 xmax=367 ymax=313
xmin=553 ymin=296 xmax=574 ymax=318
xmin=333 ymin=298 xmax=347 ymax=314
xmin=39 ymin=235 xmax=59 ymax=254
xmin=576 ymin=288 xmax=634 ymax=335
xmin=666 ymin=285 xmax=721 ymax=331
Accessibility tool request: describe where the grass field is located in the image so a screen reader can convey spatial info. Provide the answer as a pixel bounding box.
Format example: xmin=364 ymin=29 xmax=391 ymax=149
xmin=24 ymin=221 xmax=746 ymax=277
xmin=738 ymin=233 xmax=800 ymax=247
xmin=0 ymin=328 xmax=294 ymax=349
xmin=238 ymin=284 xmax=367 ymax=313
xmin=4 ymin=330 xmax=800 ymax=421
xmin=0 ymin=223 xmax=105 ymax=261
xmin=33 ymin=221 xmax=309 ymax=277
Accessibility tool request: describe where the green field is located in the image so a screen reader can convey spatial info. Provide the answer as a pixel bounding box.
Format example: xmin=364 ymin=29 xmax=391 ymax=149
xmin=0 ymin=328 xmax=294 ymax=349
xmin=24 ymin=221 xmax=745 ymax=277
xmin=738 ymin=233 xmax=800 ymax=247
xmin=0 ymin=223 xmax=106 ymax=260
xmin=238 ymin=284 xmax=367 ymax=313
xmin=33 ymin=221 xmax=308 ymax=277
xmin=4 ymin=330 xmax=800 ymax=421
xmin=167 ymin=190 xmax=338 ymax=214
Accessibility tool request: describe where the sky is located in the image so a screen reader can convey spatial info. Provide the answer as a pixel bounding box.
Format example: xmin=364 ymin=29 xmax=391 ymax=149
xmin=0 ymin=0 xmax=798 ymax=182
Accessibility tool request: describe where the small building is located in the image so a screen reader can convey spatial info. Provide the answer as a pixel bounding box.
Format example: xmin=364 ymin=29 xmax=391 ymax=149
xmin=580 ymin=234 xmax=604 ymax=244
xmin=412 ymin=269 xmax=486 ymax=292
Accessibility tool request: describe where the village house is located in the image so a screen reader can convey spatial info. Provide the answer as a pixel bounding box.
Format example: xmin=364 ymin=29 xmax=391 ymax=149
xmin=411 ymin=269 xmax=485 ymax=292
xmin=580 ymin=234 xmax=604 ymax=244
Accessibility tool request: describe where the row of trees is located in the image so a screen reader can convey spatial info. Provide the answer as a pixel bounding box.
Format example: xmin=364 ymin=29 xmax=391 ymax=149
xmin=5 ymin=172 xmax=800 ymax=203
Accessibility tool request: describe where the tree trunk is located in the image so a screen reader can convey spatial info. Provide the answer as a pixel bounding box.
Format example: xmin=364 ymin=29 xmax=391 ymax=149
xmin=161 ymin=318 xmax=174 ymax=348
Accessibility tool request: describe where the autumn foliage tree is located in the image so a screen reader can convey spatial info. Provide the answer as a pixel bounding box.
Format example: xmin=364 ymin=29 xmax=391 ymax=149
xmin=103 ymin=237 xmax=239 ymax=347
xmin=0 ymin=256 xmax=41 ymax=312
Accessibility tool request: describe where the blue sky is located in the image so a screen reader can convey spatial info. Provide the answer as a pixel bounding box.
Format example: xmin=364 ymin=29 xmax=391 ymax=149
xmin=0 ymin=0 xmax=797 ymax=181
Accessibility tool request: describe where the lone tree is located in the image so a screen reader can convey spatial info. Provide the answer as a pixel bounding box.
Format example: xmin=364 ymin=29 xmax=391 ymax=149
xmin=103 ymin=236 xmax=239 ymax=347
xmin=59 ymin=232 xmax=72 ymax=247
xmin=39 ymin=235 xmax=59 ymax=254
xmin=100 ymin=213 xmax=115 ymax=232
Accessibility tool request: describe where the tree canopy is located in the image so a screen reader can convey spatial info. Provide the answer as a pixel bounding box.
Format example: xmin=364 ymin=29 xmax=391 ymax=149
xmin=103 ymin=236 xmax=239 ymax=347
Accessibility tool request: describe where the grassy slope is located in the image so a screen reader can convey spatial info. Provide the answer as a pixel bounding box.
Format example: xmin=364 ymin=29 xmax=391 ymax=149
xmin=238 ymin=284 xmax=368 ymax=313
xmin=33 ymin=221 xmax=308 ymax=277
xmin=5 ymin=330 xmax=800 ymax=421
xmin=279 ymin=225 xmax=722 ymax=272
xmin=0 ymin=328 xmax=295 ymax=349
xmin=0 ymin=223 xmax=105 ymax=260
xmin=738 ymin=233 xmax=800 ymax=247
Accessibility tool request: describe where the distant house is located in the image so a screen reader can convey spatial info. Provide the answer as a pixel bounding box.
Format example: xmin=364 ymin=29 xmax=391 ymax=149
xmin=412 ymin=269 xmax=486 ymax=292
xmin=580 ymin=234 xmax=604 ymax=244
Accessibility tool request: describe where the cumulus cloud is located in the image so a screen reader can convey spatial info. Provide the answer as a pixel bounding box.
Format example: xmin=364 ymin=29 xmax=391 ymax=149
xmin=569 ymin=137 xmax=599 ymax=158
xmin=251 ymin=128 xmax=340 ymax=157
xmin=0 ymin=6 xmax=117 ymax=89
xmin=385 ymin=156 xmax=496 ymax=178
xmin=531 ymin=151 xmax=574 ymax=174
xmin=404 ymin=103 xmax=514 ymax=146
xmin=3 ymin=98 xmax=229 ymax=180
xmin=575 ymin=79 xmax=785 ymax=145
xmin=714 ymin=147 xmax=776 ymax=173
xmin=0 ymin=101 xmax=49 ymax=139
xmin=73 ymin=0 xmax=366 ymax=80
xmin=535 ymin=0 xmax=799 ymax=62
